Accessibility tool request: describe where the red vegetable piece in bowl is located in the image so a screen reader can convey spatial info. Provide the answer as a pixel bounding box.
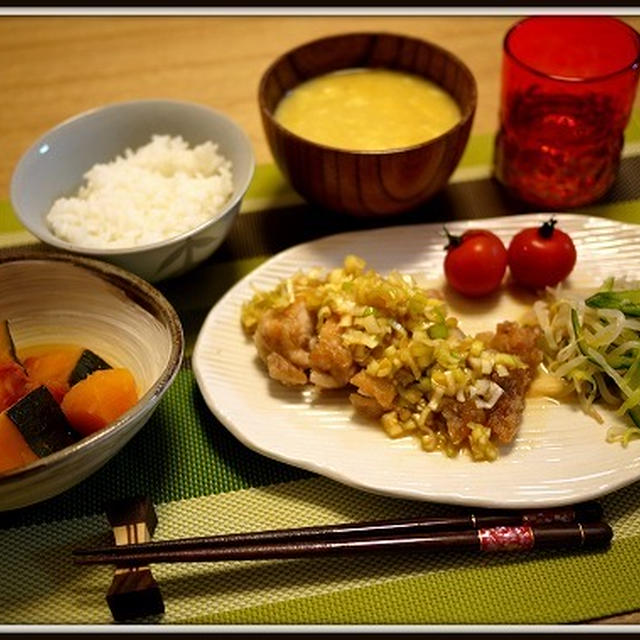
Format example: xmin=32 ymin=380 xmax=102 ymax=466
xmin=0 ymin=363 xmax=28 ymax=414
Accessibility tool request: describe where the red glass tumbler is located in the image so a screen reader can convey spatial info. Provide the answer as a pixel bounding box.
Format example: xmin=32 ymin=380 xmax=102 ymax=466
xmin=493 ymin=17 xmax=640 ymax=208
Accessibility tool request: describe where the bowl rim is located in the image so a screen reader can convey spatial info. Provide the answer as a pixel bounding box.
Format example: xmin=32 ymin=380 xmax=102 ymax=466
xmin=10 ymin=98 xmax=255 ymax=256
xmin=258 ymin=30 xmax=478 ymax=156
xmin=504 ymin=16 xmax=640 ymax=84
xmin=0 ymin=250 xmax=185 ymax=482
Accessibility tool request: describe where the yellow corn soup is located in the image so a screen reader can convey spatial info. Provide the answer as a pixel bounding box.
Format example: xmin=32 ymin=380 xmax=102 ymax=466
xmin=274 ymin=68 xmax=461 ymax=151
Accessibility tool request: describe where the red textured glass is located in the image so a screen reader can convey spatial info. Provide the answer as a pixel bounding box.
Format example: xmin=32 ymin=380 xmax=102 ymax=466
xmin=493 ymin=17 xmax=640 ymax=208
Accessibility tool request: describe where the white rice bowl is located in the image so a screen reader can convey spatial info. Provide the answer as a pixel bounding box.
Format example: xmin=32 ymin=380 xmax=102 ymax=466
xmin=46 ymin=135 xmax=234 ymax=249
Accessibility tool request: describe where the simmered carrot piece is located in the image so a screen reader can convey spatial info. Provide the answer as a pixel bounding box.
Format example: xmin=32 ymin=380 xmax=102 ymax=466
xmin=0 ymin=362 xmax=28 ymax=413
xmin=0 ymin=412 xmax=38 ymax=473
xmin=61 ymin=368 xmax=138 ymax=436
xmin=23 ymin=346 xmax=83 ymax=403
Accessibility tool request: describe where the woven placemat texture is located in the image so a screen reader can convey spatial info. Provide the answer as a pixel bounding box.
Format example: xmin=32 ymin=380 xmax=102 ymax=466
xmin=2 ymin=121 xmax=640 ymax=625
xmin=2 ymin=473 xmax=640 ymax=625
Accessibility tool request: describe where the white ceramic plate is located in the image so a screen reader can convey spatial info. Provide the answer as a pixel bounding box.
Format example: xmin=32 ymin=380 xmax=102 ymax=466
xmin=193 ymin=213 xmax=640 ymax=508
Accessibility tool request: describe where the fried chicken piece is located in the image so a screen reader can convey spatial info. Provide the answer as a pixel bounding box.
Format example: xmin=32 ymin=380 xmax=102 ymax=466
xmin=436 ymin=397 xmax=488 ymax=445
xmin=310 ymin=370 xmax=345 ymax=389
xmin=432 ymin=322 xmax=544 ymax=447
xmin=488 ymin=321 xmax=543 ymax=371
xmin=309 ymin=317 xmax=356 ymax=388
xmin=349 ymin=370 xmax=396 ymax=411
xmin=349 ymin=392 xmax=386 ymax=420
xmin=486 ymin=321 xmax=543 ymax=444
xmin=254 ymin=299 xmax=313 ymax=370
xmin=486 ymin=368 xmax=531 ymax=443
xmin=265 ymin=352 xmax=308 ymax=387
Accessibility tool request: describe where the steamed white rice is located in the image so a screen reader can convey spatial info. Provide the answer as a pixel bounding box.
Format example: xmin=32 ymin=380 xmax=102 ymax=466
xmin=46 ymin=134 xmax=234 ymax=249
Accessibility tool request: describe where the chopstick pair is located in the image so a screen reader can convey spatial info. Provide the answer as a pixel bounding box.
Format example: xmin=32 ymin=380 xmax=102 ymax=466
xmin=73 ymin=501 xmax=611 ymax=567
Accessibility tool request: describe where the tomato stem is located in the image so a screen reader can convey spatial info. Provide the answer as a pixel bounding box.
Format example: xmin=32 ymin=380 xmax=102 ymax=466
xmin=443 ymin=226 xmax=462 ymax=250
xmin=539 ymin=217 xmax=557 ymax=239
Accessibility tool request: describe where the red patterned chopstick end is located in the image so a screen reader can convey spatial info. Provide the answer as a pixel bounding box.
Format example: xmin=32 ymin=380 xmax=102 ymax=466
xmin=478 ymin=525 xmax=535 ymax=552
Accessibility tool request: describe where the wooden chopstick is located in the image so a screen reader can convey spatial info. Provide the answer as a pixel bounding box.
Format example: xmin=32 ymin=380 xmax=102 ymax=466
xmin=73 ymin=521 xmax=612 ymax=566
xmin=73 ymin=501 xmax=602 ymax=559
xmin=73 ymin=502 xmax=607 ymax=566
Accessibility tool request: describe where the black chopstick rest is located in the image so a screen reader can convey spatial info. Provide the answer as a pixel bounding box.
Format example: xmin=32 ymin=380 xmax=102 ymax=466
xmin=106 ymin=568 xmax=164 ymax=623
xmin=104 ymin=496 xmax=165 ymax=622
xmin=106 ymin=495 xmax=159 ymax=532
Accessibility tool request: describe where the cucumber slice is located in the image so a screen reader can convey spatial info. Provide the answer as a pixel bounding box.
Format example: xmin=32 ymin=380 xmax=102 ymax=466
xmin=586 ymin=290 xmax=640 ymax=317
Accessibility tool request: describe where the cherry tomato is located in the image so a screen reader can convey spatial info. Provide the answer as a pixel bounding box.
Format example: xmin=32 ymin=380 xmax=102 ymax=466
xmin=507 ymin=218 xmax=577 ymax=290
xmin=443 ymin=228 xmax=508 ymax=297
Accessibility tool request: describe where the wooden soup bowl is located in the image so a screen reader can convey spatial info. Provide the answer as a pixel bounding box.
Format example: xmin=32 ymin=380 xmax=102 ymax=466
xmin=258 ymin=32 xmax=477 ymax=217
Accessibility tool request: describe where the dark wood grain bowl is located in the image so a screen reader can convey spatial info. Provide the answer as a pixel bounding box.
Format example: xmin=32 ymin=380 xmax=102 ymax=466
xmin=258 ymin=32 xmax=477 ymax=218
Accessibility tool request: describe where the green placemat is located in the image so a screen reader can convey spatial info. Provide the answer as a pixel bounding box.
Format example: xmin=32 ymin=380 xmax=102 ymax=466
xmin=2 ymin=120 xmax=640 ymax=626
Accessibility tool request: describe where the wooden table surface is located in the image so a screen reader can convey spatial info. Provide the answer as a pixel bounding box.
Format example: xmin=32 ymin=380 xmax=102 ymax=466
xmin=2 ymin=14 xmax=639 ymax=200
xmin=2 ymin=13 xmax=640 ymax=626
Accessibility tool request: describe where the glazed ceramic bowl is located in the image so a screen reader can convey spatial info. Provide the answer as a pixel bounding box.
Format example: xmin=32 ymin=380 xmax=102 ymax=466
xmin=259 ymin=32 xmax=477 ymax=217
xmin=10 ymin=99 xmax=255 ymax=282
xmin=0 ymin=252 xmax=184 ymax=511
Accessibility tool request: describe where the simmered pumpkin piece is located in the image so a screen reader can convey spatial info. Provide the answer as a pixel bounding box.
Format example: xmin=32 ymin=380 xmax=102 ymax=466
xmin=6 ymin=385 xmax=77 ymax=457
xmin=0 ymin=412 xmax=38 ymax=473
xmin=61 ymin=368 xmax=138 ymax=436
xmin=68 ymin=349 xmax=112 ymax=387
xmin=23 ymin=345 xmax=83 ymax=403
